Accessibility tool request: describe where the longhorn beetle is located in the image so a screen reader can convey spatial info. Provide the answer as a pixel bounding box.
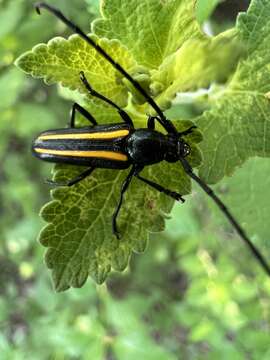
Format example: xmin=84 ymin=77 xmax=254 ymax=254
xmin=32 ymin=2 xmax=270 ymax=277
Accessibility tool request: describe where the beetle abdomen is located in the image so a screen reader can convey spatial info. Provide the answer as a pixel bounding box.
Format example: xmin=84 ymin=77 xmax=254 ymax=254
xmin=32 ymin=124 xmax=132 ymax=169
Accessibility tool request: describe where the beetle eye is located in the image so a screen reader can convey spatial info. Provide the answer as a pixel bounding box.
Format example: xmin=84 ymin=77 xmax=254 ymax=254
xmin=179 ymin=142 xmax=191 ymax=158
xmin=183 ymin=143 xmax=191 ymax=157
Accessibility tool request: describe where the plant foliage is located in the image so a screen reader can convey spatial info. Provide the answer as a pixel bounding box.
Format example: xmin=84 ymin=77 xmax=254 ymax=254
xmin=0 ymin=0 xmax=269 ymax=358
xmin=15 ymin=0 xmax=270 ymax=290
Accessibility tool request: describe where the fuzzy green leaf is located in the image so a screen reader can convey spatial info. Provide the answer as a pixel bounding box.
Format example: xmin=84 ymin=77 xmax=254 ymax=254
xmin=93 ymin=0 xmax=203 ymax=68
xmin=0 ymin=0 xmax=24 ymax=40
xmin=195 ymin=0 xmax=220 ymax=24
xmin=151 ymin=29 xmax=244 ymax=107
xmin=15 ymin=0 xmax=268 ymax=289
xmin=197 ymin=0 xmax=270 ymax=183
xmin=40 ymin=121 xmax=202 ymax=291
xmin=93 ymin=0 xmax=244 ymax=110
xmin=209 ymin=158 xmax=270 ymax=248
xmin=15 ymin=35 xmax=137 ymax=108
xmin=15 ymin=5 xmax=199 ymax=289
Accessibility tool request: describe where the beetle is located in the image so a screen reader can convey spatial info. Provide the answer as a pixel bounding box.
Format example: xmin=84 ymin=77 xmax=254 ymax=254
xmin=33 ymin=71 xmax=192 ymax=238
xmin=33 ymin=2 xmax=270 ymax=276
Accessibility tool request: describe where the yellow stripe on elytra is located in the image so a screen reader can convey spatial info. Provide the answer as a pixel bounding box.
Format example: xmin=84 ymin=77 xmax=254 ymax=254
xmin=38 ymin=129 xmax=129 ymax=141
xmin=34 ymin=148 xmax=128 ymax=162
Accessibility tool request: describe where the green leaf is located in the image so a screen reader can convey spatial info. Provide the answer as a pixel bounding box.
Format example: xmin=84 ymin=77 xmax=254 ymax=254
xmin=0 ymin=68 xmax=25 ymax=110
xmin=93 ymin=0 xmax=243 ymax=110
xmin=85 ymin=0 xmax=100 ymax=16
xmin=190 ymin=320 xmax=214 ymax=342
xmin=40 ymin=121 xmax=202 ymax=291
xmin=93 ymin=0 xmax=203 ymax=68
xmin=197 ymin=0 xmax=270 ymax=183
xmin=151 ymin=29 xmax=244 ymax=107
xmin=0 ymin=0 xmax=24 ymax=40
xmin=15 ymin=35 xmax=137 ymax=108
xmin=209 ymin=158 xmax=270 ymax=249
xmin=195 ymin=0 xmax=220 ymax=24
xmin=14 ymin=0 xmax=205 ymax=289
xmin=15 ymin=0 xmax=262 ymax=289
xmin=105 ymin=297 xmax=178 ymax=360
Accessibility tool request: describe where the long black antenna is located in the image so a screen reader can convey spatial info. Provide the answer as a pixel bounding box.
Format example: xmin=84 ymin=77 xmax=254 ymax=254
xmin=34 ymin=2 xmax=176 ymax=135
xmin=180 ymin=157 xmax=270 ymax=277
xmin=34 ymin=2 xmax=270 ymax=276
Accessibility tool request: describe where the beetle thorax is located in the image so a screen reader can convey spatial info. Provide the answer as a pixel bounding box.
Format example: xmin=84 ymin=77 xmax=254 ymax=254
xmin=127 ymin=129 xmax=175 ymax=165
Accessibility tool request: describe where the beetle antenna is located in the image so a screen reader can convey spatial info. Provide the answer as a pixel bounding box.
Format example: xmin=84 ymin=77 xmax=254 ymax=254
xmin=179 ymin=156 xmax=270 ymax=277
xmin=34 ymin=2 xmax=176 ymax=134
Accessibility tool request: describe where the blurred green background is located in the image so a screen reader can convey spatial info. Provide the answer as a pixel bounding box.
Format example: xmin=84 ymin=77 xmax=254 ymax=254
xmin=0 ymin=0 xmax=269 ymax=359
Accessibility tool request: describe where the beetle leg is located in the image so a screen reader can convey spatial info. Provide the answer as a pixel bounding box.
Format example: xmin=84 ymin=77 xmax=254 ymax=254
xmin=112 ymin=166 xmax=138 ymax=239
xmin=136 ymin=174 xmax=185 ymax=203
xmin=70 ymin=103 xmax=98 ymax=128
xmin=80 ymin=71 xmax=134 ymax=127
xmin=46 ymin=167 xmax=95 ymax=187
xmin=147 ymin=116 xmax=155 ymax=130
xmin=178 ymin=126 xmax=197 ymax=137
